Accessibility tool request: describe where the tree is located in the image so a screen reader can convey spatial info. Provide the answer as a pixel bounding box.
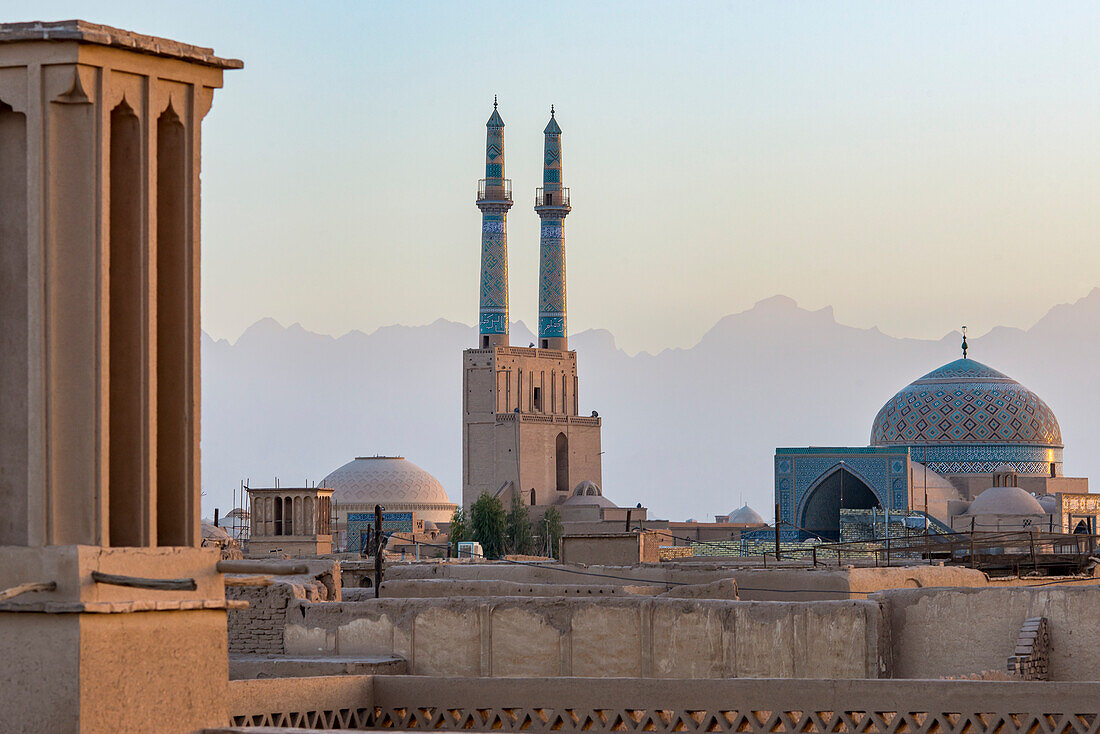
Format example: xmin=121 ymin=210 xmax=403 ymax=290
xmin=447 ymin=506 xmax=467 ymax=556
xmin=505 ymin=494 xmax=535 ymax=556
xmin=470 ymin=493 xmax=506 ymax=559
xmin=542 ymin=506 xmax=564 ymax=559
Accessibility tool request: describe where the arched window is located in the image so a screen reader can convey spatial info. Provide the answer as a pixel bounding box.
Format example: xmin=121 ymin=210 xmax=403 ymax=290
xmin=555 ymin=432 xmax=569 ymax=493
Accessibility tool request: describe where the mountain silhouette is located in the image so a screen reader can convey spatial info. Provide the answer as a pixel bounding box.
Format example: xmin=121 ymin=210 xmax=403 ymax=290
xmin=201 ymin=289 xmax=1100 ymax=521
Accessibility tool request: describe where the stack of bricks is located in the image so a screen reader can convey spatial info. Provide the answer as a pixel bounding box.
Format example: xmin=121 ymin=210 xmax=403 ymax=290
xmin=1007 ymin=616 xmax=1050 ymax=680
xmin=227 ymin=583 xmax=297 ymax=655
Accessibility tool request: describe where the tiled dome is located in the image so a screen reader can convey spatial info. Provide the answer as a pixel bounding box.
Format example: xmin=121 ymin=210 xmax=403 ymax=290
xmin=322 ymin=456 xmax=452 ymax=505
xmin=870 ymin=358 xmax=1061 ymax=448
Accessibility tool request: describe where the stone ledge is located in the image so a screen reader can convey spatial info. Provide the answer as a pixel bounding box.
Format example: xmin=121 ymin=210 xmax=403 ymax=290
xmin=0 ymin=598 xmax=246 ymax=613
xmin=0 ymin=19 xmax=243 ymax=68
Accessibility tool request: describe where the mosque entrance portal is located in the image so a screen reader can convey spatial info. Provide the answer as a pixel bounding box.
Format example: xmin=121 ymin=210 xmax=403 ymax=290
xmin=800 ymin=467 xmax=880 ymax=541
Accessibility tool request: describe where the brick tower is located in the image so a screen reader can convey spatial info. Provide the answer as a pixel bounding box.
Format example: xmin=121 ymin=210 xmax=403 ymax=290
xmin=463 ymin=105 xmax=602 ymax=511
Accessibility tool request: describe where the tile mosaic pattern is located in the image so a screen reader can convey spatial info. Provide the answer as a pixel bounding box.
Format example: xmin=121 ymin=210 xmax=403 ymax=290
xmin=478 ymin=107 xmax=512 ymax=338
xmin=870 ymin=358 xmax=1062 ymax=448
xmin=346 ymin=512 xmax=413 ymax=554
xmin=538 ymin=111 xmax=568 ymax=341
xmin=774 ymin=449 xmax=910 ymax=540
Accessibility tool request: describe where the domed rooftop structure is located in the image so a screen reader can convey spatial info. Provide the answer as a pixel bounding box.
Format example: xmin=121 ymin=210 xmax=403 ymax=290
xmin=965 ymin=486 xmax=1046 ymax=517
xmin=562 ymin=480 xmax=616 ymax=508
xmin=321 ymin=456 xmax=456 ymax=524
xmin=870 ymin=358 xmax=1063 ymax=476
xmin=726 ymin=504 xmax=765 ymax=525
xmin=562 ymin=493 xmax=616 ymax=508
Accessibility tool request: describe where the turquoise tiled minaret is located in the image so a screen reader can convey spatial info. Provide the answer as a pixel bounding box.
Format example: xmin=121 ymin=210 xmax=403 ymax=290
xmin=535 ymin=106 xmax=571 ymax=351
xmin=476 ymin=98 xmax=513 ymax=348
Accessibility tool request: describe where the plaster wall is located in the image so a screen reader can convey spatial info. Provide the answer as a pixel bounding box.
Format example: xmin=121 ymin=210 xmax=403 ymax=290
xmin=383 ymin=561 xmax=988 ymax=601
xmin=379 ymin=579 xmax=666 ymax=597
xmin=876 ymin=585 xmax=1100 ymax=680
xmin=283 ymin=597 xmax=886 ymax=679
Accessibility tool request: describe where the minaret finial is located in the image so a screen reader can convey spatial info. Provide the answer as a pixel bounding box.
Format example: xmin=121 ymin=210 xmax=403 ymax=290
xmin=550 ymin=104 xmax=555 ymax=116
xmin=961 ymin=325 xmax=968 ymax=359
xmin=493 ymin=95 xmax=497 ymax=109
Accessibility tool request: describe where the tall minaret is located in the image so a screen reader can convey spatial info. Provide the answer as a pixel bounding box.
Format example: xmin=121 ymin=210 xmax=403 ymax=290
xmin=536 ymin=106 xmax=571 ymax=351
xmin=476 ymin=97 xmax=513 ymax=348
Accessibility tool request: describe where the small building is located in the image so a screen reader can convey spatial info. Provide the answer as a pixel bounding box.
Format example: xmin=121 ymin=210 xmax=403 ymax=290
xmin=247 ymin=486 xmax=334 ymax=556
xmin=559 ymin=531 xmax=661 ymax=566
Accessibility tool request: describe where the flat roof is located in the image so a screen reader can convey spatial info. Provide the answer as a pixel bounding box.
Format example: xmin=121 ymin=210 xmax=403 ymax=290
xmin=0 ymin=20 xmax=243 ymax=69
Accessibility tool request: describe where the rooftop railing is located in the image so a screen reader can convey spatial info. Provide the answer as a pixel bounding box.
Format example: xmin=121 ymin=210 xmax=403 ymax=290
xmin=535 ymin=187 xmax=569 ymax=208
xmin=477 ymin=178 xmax=512 ymax=202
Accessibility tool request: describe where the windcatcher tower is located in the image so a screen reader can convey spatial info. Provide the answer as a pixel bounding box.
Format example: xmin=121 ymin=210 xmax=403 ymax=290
xmin=463 ymin=104 xmax=601 ymax=512
xmin=476 ymin=98 xmax=513 ymax=348
xmin=536 ymin=106 xmax=570 ymax=350
xmin=0 ymin=21 xmax=239 ymax=731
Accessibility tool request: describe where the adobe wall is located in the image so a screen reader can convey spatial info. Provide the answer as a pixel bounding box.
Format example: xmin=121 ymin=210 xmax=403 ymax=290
xmin=378 ymin=579 xmax=666 ymax=597
xmin=876 ymin=585 xmax=1100 ymax=680
xmin=383 ymin=561 xmax=988 ymax=600
xmin=226 ymin=560 xmax=341 ymax=654
xmin=283 ymin=597 xmax=886 ymax=679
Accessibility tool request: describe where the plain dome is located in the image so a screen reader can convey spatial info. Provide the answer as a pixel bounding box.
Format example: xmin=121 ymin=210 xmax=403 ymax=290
xmin=965 ymin=486 xmax=1046 ymax=516
xmin=727 ymin=504 xmax=765 ymax=524
xmin=322 ymin=456 xmax=451 ymax=505
xmin=562 ymin=494 xmax=616 ymax=508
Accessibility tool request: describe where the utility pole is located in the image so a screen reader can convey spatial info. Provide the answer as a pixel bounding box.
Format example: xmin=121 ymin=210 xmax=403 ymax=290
xmin=774 ymin=503 xmax=781 ymax=561
xmin=374 ymin=504 xmax=384 ymax=599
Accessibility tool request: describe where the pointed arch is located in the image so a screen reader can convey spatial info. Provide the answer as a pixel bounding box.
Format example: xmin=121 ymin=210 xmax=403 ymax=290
xmin=797 ymin=463 xmax=882 ymax=542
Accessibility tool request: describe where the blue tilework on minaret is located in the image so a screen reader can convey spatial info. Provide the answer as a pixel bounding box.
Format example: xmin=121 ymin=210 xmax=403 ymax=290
xmin=537 ymin=110 xmax=568 ymax=341
xmin=479 ymin=103 xmax=511 ymax=339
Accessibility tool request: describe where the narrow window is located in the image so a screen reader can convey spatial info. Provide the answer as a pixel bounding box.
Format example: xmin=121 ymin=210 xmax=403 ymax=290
xmin=533 ymin=387 xmax=542 ymax=412
xmin=274 ymin=497 xmax=283 ymax=536
xmin=555 ymin=432 xmax=569 ymax=493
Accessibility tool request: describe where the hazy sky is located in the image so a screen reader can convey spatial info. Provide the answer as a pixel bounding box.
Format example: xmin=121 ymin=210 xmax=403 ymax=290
xmin=15 ymin=2 xmax=1100 ymax=353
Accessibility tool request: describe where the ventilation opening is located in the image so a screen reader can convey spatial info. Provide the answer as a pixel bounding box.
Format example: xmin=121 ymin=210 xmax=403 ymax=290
xmin=481 ymin=335 xmax=490 ymax=348
xmin=540 ymin=339 xmax=549 ymax=348
xmin=108 ymin=99 xmax=145 ymax=547
xmin=1051 ymin=462 xmax=1056 ymax=478
xmin=156 ymin=106 xmax=189 ymax=546
xmin=0 ymin=100 xmax=28 ymax=545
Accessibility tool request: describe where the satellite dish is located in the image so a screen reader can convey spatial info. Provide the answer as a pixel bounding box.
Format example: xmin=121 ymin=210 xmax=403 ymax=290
xmin=591 ymin=410 xmax=598 ymax=418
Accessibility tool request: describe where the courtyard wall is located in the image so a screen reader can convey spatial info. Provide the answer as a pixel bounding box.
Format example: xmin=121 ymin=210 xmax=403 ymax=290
xmin=282 ymin=597 xmax=886 ymax=679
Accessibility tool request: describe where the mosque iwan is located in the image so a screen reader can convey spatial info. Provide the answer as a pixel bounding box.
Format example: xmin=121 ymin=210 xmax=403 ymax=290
xmin=2 ymin=18 xmax=1100 ymax=734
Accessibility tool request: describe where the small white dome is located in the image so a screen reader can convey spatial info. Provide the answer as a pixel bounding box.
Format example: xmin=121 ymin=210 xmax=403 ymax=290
xmin=966 ymin=486 xmax=1046 ymax=516
xmin=727 ymin=504 xmax=765 ymax=524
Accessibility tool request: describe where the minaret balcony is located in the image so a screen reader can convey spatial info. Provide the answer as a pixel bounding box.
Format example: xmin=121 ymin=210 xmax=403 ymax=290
xmin=477 ymin=178 xmax=512 ymax=203
xmin=535 ymin=187 xmax=570 ymax=208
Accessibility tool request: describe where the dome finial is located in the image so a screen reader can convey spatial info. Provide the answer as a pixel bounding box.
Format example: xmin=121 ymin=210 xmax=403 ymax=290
xmin=961 ymin=325 xmax=968 ymax=359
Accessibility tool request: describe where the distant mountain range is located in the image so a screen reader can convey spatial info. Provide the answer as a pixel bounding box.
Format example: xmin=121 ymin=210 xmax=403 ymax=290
xmin=201 ymin=289 xmax=1100 ymax=521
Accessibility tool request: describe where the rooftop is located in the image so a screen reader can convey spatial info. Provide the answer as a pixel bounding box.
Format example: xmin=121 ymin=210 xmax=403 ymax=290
xmin=0 ymin=20 xmax=243 ymax=69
